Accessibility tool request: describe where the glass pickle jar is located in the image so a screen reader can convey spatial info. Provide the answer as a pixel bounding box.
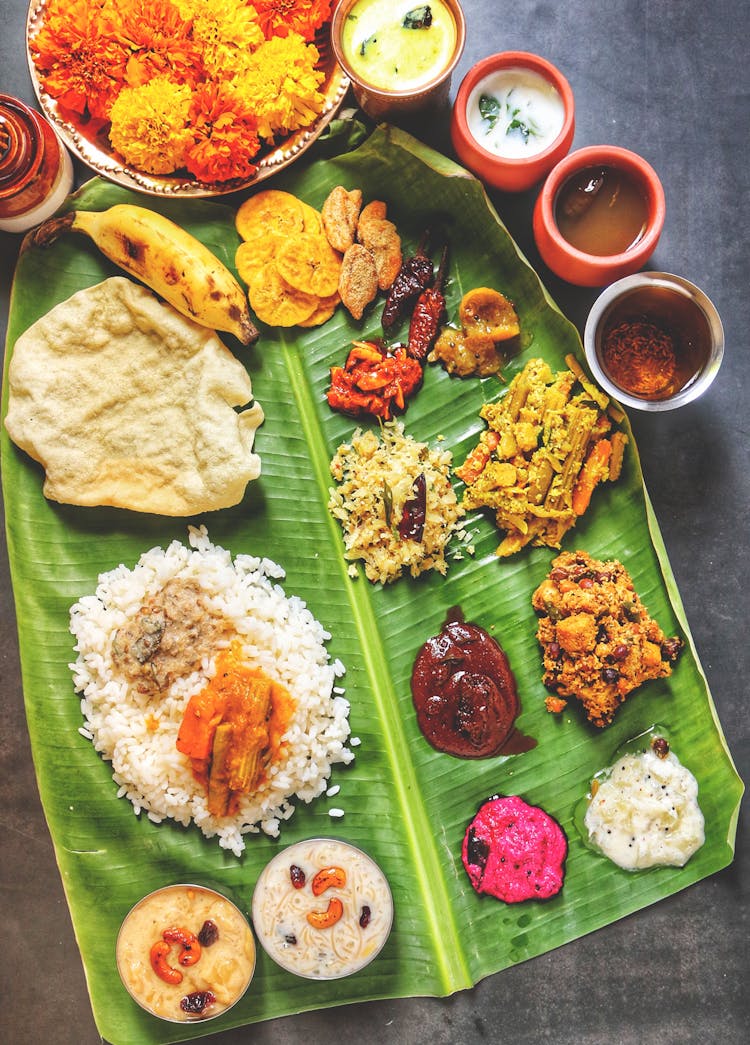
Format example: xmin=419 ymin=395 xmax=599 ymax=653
xmin=0 ymin=94 xmax=74 ymax=233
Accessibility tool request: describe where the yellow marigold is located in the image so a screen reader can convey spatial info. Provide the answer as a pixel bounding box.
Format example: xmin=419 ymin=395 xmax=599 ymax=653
xmin=173 ymin=0 xmax=264 ymax=78
xmin=234 ymin=32 xmax=325 ymax=140
xmin=109 ymin=78 xmax=192 ymax=174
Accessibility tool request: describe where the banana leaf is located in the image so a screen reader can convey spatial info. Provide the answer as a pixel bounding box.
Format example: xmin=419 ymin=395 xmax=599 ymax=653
xmin=1 ymin=126 xmax=743 ymax=1045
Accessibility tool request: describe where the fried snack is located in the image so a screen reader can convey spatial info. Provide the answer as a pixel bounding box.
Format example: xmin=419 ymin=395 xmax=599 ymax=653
xmin=298 ymin=291 xmax=341 ymax=328
xmin=236 ymin=192 xmax=343 ymax=328
xmin=4 ymin=277 xmax=263 ymax=515
xmin=247 ymin=265 xmax=319 ymax=327
xmin=356 ymin=207 xmax=402 ymax=291
xmin=321 ymin=185 xmax=362 ymax=252
xmin=532 ymin=550 xmax=684 ymax=727
xmin=455 ymin=357 xmax=628 ymax=556
xmin=275 ymin=232 xmax=342 ymax=298
xmin=236 ymin=189 xmax=305 ymax=241
xmin=338 ymin=244 xmax=379 ymax=320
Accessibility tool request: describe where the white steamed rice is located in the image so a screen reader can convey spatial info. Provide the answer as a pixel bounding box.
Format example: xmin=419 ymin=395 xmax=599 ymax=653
xmin=69 ymin=526 xmax=352 ymax=856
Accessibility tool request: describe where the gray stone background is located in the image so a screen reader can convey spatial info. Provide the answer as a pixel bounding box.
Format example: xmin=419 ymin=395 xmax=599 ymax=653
xmin=1 ymin=1 xmax=747 ymax=1043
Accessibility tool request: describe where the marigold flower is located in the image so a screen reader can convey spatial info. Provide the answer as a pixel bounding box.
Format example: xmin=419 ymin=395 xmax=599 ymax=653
xmin=250 ymin=0 xmax=332 ymax=42
xmin=235 ymin=32 xmax=325 ymax=140
xmin=109 ymin=78 xmax=193 ymax=174
xmin=174 ymin=0 xmax=265 ymax=79
xmin=185 ymin=82 xmax=261 ymax=183
xmin=113 ymin=0 xmax=204 ymax=89
xmin=30 ymin=0 xmax=129 ymax=120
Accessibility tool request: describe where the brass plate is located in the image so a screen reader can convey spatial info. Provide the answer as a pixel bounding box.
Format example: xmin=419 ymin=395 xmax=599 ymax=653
xmin=25 ymin=0 xmax=350 ymax=198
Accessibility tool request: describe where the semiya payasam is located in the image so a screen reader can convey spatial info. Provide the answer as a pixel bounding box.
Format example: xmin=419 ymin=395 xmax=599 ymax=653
xmin=455 ymin=356 xmax=628 ymax=555
xmin=4 ymin=277 xmax=263 ymax=515
xmin=251 ymin=838 xmax=393 ymax=979
xmin=70 ymin=528 xmax=353 ymax=855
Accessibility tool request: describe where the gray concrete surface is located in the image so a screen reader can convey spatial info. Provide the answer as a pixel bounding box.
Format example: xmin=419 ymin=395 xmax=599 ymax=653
xmin=1 ymin=2 xmax=747 ymax=1043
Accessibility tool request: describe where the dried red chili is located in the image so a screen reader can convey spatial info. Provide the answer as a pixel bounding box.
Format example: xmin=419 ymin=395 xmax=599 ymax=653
xmin=327 ymin=340 xmax=423 ymax=420
xmin=398 ymin=473 xmax=427 ymax=541
xmin=382 ymin=231 xmax=434 ymax=330
xmin=407 ymin=246 xmax=448 ymax=361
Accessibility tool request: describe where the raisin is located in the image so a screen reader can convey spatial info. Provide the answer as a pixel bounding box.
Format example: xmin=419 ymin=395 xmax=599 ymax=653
xmin=289 ymin=864 xmax=306 ymax=889
xmin=197 ymin=919 xmax=219 ymax=947
xmin=284 ymin=933 xmax=298 ymax=945
xmin=601 ymin=667 xmax=620 ymax=684
xmin=359 ymin=905 xmax=372 ymax=928
xmin=661 ymin=637 xmax=684 ymax=662
xmin=547 ymin=641 xmax=562 ymax=661
xmin=651 ymin=736 xmax=670 ymax=759
xmin=611 ymin=643 xmax=630 ymax=662
xmin=180 ymin=990 xmax=216 ymax=1016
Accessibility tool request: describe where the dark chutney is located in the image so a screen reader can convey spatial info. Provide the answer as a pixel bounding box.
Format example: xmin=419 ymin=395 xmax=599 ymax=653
xmin=411 ymin=607 xmax=535 ymax=758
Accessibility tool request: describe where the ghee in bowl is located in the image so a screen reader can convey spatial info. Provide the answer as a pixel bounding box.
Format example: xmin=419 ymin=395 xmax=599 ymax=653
xmin=332 ymin=0 xmax=465 ymax=120
xmin=252 ymin=837 xmax=393 ymax=979
xmin=116 ymin=884 xmax=256 ymax=1023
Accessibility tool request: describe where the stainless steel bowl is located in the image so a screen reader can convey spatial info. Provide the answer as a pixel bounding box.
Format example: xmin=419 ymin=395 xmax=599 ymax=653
xmin=583 ymin=271 xmax=724 ymax=411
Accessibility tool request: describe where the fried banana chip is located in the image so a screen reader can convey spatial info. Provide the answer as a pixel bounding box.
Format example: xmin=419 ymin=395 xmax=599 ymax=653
xmin=339 ymin=244 xmax=378 ymax=320
xmin=298 ymin=291 xmax=341 ymax=328
xmin=236 ymin=189 xmax=305 ymax=242
xmin=248 ymin=264 xmax=318 ymax=327
xmin=235 ymin=235 xmax=284 ymax=286
xmin=322 ymin=185 xmax=363 ymax=253
xmin=300 ymin=201 xmax=324 ymax=235
xmin=276 ymin=233 xmax=342 ymax=298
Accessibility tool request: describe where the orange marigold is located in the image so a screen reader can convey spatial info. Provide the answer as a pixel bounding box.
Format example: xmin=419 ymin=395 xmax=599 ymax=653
xmin=185 ymin=83 xmax=262 ymax=183
xmin=250 ymin=0 xmax=332 ymax=42
xmin=30 ymin=0 xmax=129 ymax=121
xmin=113 ymin=0 xmax=204 ymax=89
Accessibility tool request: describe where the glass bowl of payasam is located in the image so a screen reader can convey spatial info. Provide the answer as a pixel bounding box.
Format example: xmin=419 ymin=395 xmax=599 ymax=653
xmin=331 ymin=0 xmax=465 ymax=120
xmin=116 ymin=883 xmax=256 ymax=1023
xmin=533 ymin=145 xmax=666 ymax=286
xmin=583 ymin=271 xmax=724 ymax=411
xmin=252 ymin=837 xmax=393 ymax=979
xmin=450 ymin=51 xmax=575 ymax=192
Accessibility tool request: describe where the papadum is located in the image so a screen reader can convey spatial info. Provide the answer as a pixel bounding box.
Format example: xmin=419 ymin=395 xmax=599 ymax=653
xmin=4 ymin=277 xmax=264 ymax=516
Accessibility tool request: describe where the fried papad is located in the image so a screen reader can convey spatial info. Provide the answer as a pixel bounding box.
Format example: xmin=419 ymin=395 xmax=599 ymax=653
xmin=4 ymin=277 xmax=264 ymax=516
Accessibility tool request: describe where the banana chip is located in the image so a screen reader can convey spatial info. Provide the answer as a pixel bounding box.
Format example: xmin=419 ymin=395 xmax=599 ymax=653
xmin=236 ymin=191 xmax=345 ymax=328
xmin=236 ymin=189 xmax=304 ymax=242
xmin=298 ymin=292 xmax=341 ymax=328
xmin=248 ymin=265 xmax=319 ymax=327
xmin=276 ymin=233 xmax=342 ymax=298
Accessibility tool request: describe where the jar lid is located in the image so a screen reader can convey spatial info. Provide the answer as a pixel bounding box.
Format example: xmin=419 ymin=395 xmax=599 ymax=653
xmin=0 ymin=94 xmax=46 ymax=199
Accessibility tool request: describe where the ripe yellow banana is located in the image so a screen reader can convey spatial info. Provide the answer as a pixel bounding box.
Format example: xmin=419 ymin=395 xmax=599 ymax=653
xmin=31 ymin=204 xmax=259 ymax=345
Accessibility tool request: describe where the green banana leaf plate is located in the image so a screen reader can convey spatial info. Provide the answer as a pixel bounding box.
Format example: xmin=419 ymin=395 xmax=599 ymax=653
xmin=1 ymin=126 xmax=743 ymax=1045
